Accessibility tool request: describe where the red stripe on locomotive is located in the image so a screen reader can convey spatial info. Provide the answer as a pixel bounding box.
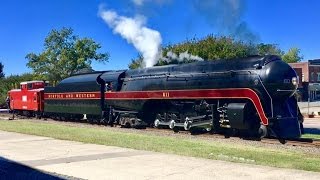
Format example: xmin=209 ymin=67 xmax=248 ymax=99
xmin=105 ymin=88 xmax=268 ymax=125
xmin=44 ymin=88 xmax=268 ymax=125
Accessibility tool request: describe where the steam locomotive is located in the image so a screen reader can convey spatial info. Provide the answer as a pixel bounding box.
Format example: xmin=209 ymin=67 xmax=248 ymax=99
xmin=9 ymin=55 xmax=303 ymax=139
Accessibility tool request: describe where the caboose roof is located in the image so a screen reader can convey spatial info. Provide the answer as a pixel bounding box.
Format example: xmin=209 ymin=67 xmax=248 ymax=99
xmin=20 ymin=80 xmax=44 ymax=85
xmin=29 ymin=88 xmax=44 ymax=92
xmin=8 ymin=89 xmax=21 ymax=92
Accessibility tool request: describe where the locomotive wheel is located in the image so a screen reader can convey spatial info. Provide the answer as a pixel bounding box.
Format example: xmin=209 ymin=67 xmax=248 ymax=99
xmin=224 ymin=128 xmax=237 ymax=138
xmin=121 ymin=122 xmax=132 ymax=128
xmin=35 ymin=114 xmax=41 ymax=119
xmin=258 ymin=125 xmax=268 ymax=138
xmin=169 ymin=120 xmax=175 ymax=129
xmin=279 ymin=139 xmax=287 ymax=144
xmin=88 ymin=119 xmax=94 ymax=124
xmin=172 ymin=127 xmax=180 ymax=133
xmin=86 ymin=115 xmax=94 ymax=124
xmin=154 ymin=119 xmax=161 ymax=128
xmin=184 ymin=120 xmax=191 ymax=131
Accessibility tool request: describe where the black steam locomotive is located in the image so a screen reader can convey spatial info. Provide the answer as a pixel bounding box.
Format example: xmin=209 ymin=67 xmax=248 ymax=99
xmin=43 ymin=55 xmax=303 ymax=139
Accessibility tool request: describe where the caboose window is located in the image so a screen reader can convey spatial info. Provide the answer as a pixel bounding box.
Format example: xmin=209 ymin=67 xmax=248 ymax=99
xmin=28 ymin=83 xmax=32 ymax=90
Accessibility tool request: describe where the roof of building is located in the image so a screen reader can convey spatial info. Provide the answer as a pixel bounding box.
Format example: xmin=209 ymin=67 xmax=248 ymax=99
xmin=309 ymin=59 xmax=320 ymax=65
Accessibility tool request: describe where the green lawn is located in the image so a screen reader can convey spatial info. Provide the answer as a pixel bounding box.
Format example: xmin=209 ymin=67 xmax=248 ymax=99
xmin=303 ymin=134 xmax=320 ymax=140
xmin=0 ymin=120 xmax=319 ymax=172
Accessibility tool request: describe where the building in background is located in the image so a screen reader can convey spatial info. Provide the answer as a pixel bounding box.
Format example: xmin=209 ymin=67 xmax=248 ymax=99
xmin=289 ymin=59 xmax=320 ymax=101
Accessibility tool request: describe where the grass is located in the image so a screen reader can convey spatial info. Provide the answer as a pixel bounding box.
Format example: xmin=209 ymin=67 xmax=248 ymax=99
xmin=303 ymin=134 xmax=320 ymax=140
xmin=0 ymin=120 xmax=319 ymax=172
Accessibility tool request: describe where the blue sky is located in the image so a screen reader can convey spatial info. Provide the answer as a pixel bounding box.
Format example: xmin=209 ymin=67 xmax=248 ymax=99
xmin=1 ymin=0 xmax=320 ymax=76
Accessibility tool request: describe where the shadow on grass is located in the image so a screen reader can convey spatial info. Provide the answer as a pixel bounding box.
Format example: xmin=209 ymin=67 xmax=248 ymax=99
xmin=0 ymin=156 xmax=64 ymax=180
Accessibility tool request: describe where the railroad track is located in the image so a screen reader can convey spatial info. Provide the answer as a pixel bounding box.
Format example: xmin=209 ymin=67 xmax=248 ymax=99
xmin=144 ymin=127 xmax=320 ymax=148
xmin=261 ymin=138 xmax=320 ymax=148
xmin=1 ymin=112 xmax=320 ymax=148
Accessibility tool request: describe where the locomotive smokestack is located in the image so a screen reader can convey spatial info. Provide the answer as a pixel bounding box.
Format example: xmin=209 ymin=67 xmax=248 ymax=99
xmin=99 ymin=7 xmax=162 ymax=68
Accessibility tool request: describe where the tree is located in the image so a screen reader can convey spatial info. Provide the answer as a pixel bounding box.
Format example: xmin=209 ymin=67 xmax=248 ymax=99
xmin=281 ymin=47 xmax=303 ymax=63
xmin=26 ymin=27 xmax=109 ymax=82
xmin=0 ymin=73 xmax=36 ymax=105
xmin=128 ymin=54 xmax=144 ymax=69
xmin=256 ymin=43 xmax=284 ymax=56
xmin=0 ymin=62 xmax=4 ymax=78
xmin=129 ymin=35 xmax=257 ymax=69
xmin=162 ymin=36 xmax=256 ymax=61
xmin=128 ymin=35 xmax=304 ymax=69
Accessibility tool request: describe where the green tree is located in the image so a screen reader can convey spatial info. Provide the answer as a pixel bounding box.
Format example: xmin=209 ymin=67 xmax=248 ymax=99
xmin=128 ymin=35 xmax=304 ymax=69
xmin=26 ymin=27 xmax=109 ymax=82
xmin=256 ymin=43 xmax=284 ymax=56
xmin=129 ymin=35 xmax=257 ymax=69
xmin=281 ymin=47 xmax=303 ymax=63
xmin=0 ymin=62 xmax=4 ymax=78
xmin=128 ymin=54 xmax=144 ymax=69
xmin=162 ymin=36 xmax=256 ymax=61
xmin=0 ymin=73 xmax=36 ymax=105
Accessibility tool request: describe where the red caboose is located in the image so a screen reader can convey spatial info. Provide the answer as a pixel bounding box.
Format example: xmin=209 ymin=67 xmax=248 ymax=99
xmin=8 ymin=81 xmax=45 ymax=117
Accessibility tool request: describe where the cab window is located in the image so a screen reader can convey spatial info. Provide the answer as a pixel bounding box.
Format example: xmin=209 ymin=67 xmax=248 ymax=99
xmin=27 ymin=83 xmax=32 ymax=90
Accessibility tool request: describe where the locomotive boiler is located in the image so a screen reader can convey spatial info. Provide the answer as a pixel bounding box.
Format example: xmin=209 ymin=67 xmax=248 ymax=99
xmin=13 ymin=55 xmax=302 ymax=139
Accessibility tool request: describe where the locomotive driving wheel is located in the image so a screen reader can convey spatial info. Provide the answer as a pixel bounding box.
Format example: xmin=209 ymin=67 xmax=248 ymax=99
xmin=258 ymin=125 xmax=268 ymax=138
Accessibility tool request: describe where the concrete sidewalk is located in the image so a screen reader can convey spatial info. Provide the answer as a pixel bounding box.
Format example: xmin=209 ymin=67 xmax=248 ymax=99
xmin=0 ymin=130 xmax=319 ymax=180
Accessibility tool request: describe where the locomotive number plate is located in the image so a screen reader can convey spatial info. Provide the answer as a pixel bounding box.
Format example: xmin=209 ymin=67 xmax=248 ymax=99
xmin=163 ymin=92 xmax=170 ymax=97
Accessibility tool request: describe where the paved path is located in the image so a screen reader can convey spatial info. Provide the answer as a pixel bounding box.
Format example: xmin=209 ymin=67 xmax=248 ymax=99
xmin=0 ymin=131 xmax=320 ymax=180
xmin=299 ymin=102 xmax=320 ymax=115
xmin=304 ymin=118 xmax=320 ymax=134
xmin=304 ymin=118 xmax=320 ymax=128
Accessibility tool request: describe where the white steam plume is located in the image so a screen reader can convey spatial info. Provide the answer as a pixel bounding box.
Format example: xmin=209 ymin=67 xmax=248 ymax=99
xmin=162 ymin=50 xmax=203 ymax=63
xmin=99 ymin=8 xmax=162 ymax=68
xmin=177 ymin=51 xmax=203 ymax=61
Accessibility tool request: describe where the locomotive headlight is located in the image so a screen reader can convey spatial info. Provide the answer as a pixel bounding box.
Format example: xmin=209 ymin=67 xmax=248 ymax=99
xmin=292 ymin=77 xmax=298 ymax=86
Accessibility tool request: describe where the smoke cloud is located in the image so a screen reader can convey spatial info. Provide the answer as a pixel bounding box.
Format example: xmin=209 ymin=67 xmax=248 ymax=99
xmin=99 ymin=8 xmax=162 ymax=68
xmin=131 ymin=0 xmax=258 ymax=42
xmin=192 ymin=0 xmax=259 ymax=42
